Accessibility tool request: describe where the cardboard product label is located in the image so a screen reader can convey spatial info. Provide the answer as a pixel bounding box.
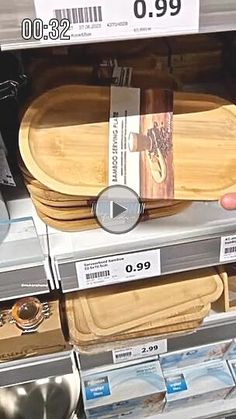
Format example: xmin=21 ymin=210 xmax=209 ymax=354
xmin=109 ymin=86 xmax=174 ymax=199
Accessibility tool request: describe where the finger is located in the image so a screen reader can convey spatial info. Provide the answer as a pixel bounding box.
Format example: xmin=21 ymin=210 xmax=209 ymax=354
xmin=220 ymin=194 xmax=236 ymax=210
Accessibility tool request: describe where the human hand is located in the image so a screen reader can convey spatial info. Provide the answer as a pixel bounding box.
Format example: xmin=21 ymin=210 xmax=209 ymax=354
xmin=220 ymin=194 xmax=236 ymax=210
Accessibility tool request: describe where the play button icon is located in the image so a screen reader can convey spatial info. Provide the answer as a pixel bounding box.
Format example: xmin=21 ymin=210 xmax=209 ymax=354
xmin=110 ymin=201 xmax=127 ymax=219
xmin=94 ymin=185 xmax=142 ymax=234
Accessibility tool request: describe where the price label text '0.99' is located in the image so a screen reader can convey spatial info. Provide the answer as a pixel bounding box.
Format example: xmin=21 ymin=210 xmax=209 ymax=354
xmin=133 ymin=0 xmax=182 ymax=19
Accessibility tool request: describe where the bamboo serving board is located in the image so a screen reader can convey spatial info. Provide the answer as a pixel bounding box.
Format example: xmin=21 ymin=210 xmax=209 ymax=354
xmin=35 ymin=209 xmax=99 ymax=232
xmin=32 ymin=196 xmax=190 ymax=221
xmin=22 ymin=166 xmax=187 ymax=209
xmin=65 ymin=295 xmax=204 ymax=345
xmin=35 ymin=201 xmax=190 ymax=231
xmin=78 ymin=268 xmax=223 ymax=336
xmin=19 ymin=85 xmax=236 ymax=200
xmin=30 ymin=193 xmax=92 ymax=208
xmin=32 ymin=197 xmax=94 ymax=220
xmin=65 ymin=294 xmax=209 ymax=343
xmin=67 ymin=295 xmax=208 ymax=336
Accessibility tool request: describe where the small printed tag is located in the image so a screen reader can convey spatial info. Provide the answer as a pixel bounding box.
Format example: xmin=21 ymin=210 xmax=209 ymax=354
xmin=109 ymin=87 xmax=174 ymax=199
xmin=84 ymin=376 xmax=110 ymax=400
xmin=76 ymin=248 xmax=161 ymax=289
xmin=0 ymin=149 xmax=16 ymax=187
xmin=165 ymin=374 xmax=188 ymax=394
xmin=220 ymin=235 xmax=236 ymax=262
xmin=113 ymin=340 xmax=167 ymax=364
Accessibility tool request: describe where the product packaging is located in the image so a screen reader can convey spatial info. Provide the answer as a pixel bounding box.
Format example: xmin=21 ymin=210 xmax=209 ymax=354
xmin=81 ymin=360 xmax=166 ymax=418
xmin=226 ymin=359 xmax=236 ymax=398
xmin=160 ymin=340 xmax=232 ymax=370
xmin=163 ymin=360 xmax=234 ymax=412
xmin=226 ymin=339 xmax=236 ymax=359
xmin=0 ymin=299 xmax=68 ymax=362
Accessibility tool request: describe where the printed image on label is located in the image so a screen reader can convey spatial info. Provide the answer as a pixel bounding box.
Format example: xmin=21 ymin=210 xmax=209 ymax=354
xmin=109 ymin=87 xmax=174 ymax=199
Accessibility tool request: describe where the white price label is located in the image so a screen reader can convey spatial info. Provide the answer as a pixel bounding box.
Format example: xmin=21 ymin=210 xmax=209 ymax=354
xmin=113 ymin=339 xmax=167 ymax=364
xmin=76 ymin=248 xmax=161 ymax=289
xmin=32 ymin=0 xmax=200 ymax=44
xmin=220 ymin=235 xmax=236 ymax=262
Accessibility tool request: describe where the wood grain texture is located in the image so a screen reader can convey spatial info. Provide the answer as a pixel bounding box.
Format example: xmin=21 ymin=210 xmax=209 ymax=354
xmin=35 ymin=201 xmax=190 ymax=231
xmin=19 ymin=86 xmax=236 ymax=199
xmin=76 ymin=268 xmax=222 ymax=336
xmin=65 ymin=294 xmax=210 ymax=344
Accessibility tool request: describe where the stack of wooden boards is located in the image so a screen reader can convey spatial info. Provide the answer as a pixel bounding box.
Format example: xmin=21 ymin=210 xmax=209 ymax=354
xmin=64 ymin=268 xmax=224 ymax=351
xmin=19 ymin=156 xmax=189 ymax=232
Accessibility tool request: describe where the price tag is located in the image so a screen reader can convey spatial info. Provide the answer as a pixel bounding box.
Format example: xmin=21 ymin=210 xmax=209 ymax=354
xmin=113 ymin=339 xmax=167 ymax=364
xmin=220 ymin=235 xmax=236 ymax=262
xmin=31 ymin=0 xmax=200 ymax=44
xmin=76 ymin=248 xmax=161 ymax=289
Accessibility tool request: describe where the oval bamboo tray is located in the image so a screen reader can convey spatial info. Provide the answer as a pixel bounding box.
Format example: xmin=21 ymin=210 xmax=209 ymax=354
xmin=36 ymin=209 xmax=99 ymax=232
xmin=77 ymin=268 xmax=222 ymax=336
xmin=32 ymin=197 xmax=94 ymax=220
xmin=35 ymin=200 xmax=190 ymax=231
xmin=32 ymin=195 xmax=190 ymax=221
xmin=19 ymin=86 xmax=236 ymax=200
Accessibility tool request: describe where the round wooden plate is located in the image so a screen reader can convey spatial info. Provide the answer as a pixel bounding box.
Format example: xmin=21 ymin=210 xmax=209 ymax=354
xmin=19 ymin=85 xmax=236 ymax=200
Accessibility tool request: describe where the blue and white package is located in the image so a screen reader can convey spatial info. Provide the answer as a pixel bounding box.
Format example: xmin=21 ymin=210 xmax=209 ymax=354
xmin=226 ymin=360 xmax=236 ymax=398
xmin=225 ymin=339 xmax=236 ymax=359
xmin=164 ymin=360 xmax=234 ymax=412
xmin=160 ymin=340 xmax=231 ymax=370
xmin=81 ymin=360 xmax=166 ymax=418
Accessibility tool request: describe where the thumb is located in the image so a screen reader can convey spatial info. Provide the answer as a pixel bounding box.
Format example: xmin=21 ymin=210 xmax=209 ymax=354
xmin=220 ymin=194 xmax=236 ymax=210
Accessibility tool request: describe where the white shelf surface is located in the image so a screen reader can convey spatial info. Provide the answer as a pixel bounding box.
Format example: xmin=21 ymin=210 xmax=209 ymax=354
xmin=1 ymin=0 xmax=236 ymax=50
xmin=48 ymin=201 xmax=236 ymax=292
xmin=150 ymin=398 xmax=236 ymax=419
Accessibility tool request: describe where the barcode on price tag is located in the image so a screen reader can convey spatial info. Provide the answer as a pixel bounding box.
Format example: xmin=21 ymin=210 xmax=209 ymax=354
xmin=112 ymin=340 xmax=167 ymax=364
xmin=54 ymin=6 xmax=103 ymax=24
xmin=34 ymin=0 xmax=200 ymax=44
xmin=76 ymin=248 xmax=161 ymax=289
xmin=220 ymin=235 xmax=236 ymax=262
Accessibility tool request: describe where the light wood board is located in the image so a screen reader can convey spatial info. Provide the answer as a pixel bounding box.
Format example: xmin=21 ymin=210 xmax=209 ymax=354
xmin=77 ymin=268 xmax=222 ymax=336
xmin=19 ymin=86 xmax=236 ymax=200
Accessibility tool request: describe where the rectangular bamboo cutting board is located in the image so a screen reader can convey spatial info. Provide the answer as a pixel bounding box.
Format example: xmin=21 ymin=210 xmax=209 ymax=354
xmin=19 ymin=85 xmax=236 ymax=200
xmin=65 ymin=294 xmax=210 ymax=344
xmin=76 ymin=268 xmax=223 ymax=336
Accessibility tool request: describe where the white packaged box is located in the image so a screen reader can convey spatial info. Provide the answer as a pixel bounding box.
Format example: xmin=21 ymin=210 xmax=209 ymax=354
xmin=160 ymin=340 xmax=231 ymax=370
xmin=164 ymin=360 xmax=234 ymax=412
xmin=226 ymin=359 xmax=236 ymax=398
xmin=81 ymin=360 xmax=166 ymax=418
xmin=226 ymin=339 xmax=236 ymax=359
